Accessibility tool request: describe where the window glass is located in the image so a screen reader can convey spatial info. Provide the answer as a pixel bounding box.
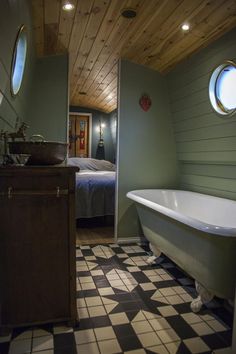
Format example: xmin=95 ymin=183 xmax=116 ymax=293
xmin=209 ymin=61 xmax=236 ymax=116
xmin=216 ymin=66 xmax=236 ymax=110
xmin=11 ymin=26 xmax=27 ymax=96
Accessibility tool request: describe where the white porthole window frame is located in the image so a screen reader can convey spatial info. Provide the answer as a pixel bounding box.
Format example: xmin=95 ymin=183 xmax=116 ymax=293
xmin=10 ymin=25 xmax=27 ymax=97
xmin=209 ymin=60 xmax=236 ymax=117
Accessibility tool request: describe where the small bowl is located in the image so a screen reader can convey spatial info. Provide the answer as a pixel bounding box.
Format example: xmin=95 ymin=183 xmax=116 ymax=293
xmin=10 ymin=154 xmax=31 ymax=166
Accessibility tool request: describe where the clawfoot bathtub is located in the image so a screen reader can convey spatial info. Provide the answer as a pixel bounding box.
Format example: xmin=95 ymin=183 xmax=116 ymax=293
xmin=127 ymin=189 xmax=236 ymax=312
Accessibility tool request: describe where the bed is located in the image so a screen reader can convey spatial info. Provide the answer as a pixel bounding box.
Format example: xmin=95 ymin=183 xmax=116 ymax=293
xmin=67 ymin=158 xmax=116 ymax=219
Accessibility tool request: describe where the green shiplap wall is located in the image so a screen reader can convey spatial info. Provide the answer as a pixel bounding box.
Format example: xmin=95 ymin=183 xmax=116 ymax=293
xmin=0 ymin=0 xmax=35 ymax=159
xmin=116 ymin=60 xmax=179 ymax=240
xmin=109 ymin=109 xmax=117 ymax=160
xmin=0 ymin=1 xmax=68 ymax=151
xmin=167 ymin=28 xmax=236 ymax=200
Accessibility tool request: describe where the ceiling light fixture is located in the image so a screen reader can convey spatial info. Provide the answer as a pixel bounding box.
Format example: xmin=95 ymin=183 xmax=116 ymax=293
xmin=121 ymin=8 xmax=137 ymax=19
xmin=62 ymin=2 xmax=75 ymax=11
xmin=181 ymin=23 xmax=190 ymax=31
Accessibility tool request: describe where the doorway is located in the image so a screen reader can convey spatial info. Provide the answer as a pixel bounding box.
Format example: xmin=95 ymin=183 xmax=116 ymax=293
xmin=69 ymin=113 xmax=92 ymax=157
xmin=69 ymin=111 xmax=115 ymax=245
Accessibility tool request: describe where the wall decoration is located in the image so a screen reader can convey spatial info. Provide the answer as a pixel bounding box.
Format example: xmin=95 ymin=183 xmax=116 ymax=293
xmin=69 ymin=114 xmax=89 ymax=157
xmin=139 ymin=94 xmax=152 ymax=112
xmin=97 ymin=119 xmax=105 ymax=147
xmin=79 ymin=120 xmax=85 ymax=149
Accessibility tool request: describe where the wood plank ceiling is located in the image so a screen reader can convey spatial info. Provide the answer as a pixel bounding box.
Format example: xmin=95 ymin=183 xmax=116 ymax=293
xmin=31 ymin=0 xmax=236 ymax=113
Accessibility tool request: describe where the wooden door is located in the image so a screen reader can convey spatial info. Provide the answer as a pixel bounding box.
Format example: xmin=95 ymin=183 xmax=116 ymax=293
xmin=69 ymin=115 xmax=90 ymax=157
xmin=0 ymin=194 xmax=70 ymax=326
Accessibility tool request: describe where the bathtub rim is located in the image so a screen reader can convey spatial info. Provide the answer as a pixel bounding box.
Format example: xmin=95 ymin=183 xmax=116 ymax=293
xmin=127 ymin=189 xmax=236 ymax=237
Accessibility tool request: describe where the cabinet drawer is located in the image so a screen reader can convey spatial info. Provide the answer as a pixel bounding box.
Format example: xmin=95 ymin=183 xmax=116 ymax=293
xmin=0 ymin=173 xmax=68 ymax=191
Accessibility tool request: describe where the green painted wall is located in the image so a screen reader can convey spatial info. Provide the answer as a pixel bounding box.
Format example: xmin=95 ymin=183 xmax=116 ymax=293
xmin=0 ymin=1 xmax=68 ymax=150
xmin=167 ymin=28 xmax=236 ymax=200
xmin=0 ymin=0 xmax=35 ymax=159
xmin=109 ymin=109 xmax=117 ymax=161
xmin=27 ymin=55 xmax=68 ymax=142
xmin=116 ymin=60 xmax=179 ymax=240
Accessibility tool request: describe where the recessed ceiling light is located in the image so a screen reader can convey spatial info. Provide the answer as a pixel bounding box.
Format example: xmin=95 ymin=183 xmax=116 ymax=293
xmin=62 ymin=2 xmax=75 ymax=11
xmin=181 ymin=23 xmax=190 ymax=31
xmin=121 ymin=8 xmax=137 ymax=19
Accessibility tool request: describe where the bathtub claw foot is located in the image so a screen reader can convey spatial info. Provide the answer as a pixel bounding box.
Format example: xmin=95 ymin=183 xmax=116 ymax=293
xmin=191 ymin=281 xmax=214 ymax=313
xmin=147 ymin=243 xmax=162 ymax=264
xmin=191 ymin=296 xmax=203 ymax=313
xmin=147 ymin=255 xmax=157 ymax=265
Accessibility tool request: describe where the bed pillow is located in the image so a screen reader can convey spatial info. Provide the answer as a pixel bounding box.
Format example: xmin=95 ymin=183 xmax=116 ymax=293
xmin=67 ymin=157 xmax=116 ymax=171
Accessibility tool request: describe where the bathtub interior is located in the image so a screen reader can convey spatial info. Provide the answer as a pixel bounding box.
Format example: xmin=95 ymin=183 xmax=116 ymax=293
xmin=128 ymin=189 xmax=236 ymax=230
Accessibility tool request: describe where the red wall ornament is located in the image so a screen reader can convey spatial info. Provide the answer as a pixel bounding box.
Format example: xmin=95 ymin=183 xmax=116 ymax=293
xmin=139 ymin=94 xmax=151 ymax=112
xmin=79 ymin=120 xmax=85 ymax=149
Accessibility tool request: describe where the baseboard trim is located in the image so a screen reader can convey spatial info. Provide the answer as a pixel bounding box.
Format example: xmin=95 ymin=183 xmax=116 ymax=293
xmin=116 ymin=236 xmax=146 ymax=244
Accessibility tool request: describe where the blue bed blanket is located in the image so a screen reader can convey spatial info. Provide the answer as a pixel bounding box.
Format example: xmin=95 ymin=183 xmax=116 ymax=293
xmin=75 ymin=170 xmax=115 ymax=218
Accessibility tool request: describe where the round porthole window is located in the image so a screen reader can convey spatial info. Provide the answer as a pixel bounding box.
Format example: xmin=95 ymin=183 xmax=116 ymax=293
xmin=11 ymin=25 xmax=27 ymax=96
xmin=209 ymin=61 xmax=236 ymax=116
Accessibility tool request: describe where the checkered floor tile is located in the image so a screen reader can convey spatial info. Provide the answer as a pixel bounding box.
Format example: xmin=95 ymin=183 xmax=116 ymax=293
xmin=1 ymin=243 xmax=233 ymax=354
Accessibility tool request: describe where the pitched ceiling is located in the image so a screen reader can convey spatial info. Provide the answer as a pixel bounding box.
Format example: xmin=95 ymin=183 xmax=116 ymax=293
xmin=31 ymin=0 xmax=236 ymax=113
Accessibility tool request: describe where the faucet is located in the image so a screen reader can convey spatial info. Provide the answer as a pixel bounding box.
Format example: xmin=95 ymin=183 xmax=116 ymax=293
xmin=8 ymin=122 xmax=29 ymax=141
xmin=0 ymin=130 xmax=9 ymax=155
xmin=0 ymin=122 xmax=29 ymax=165
xmin=0 ymin=122 xmax=29 ymax=153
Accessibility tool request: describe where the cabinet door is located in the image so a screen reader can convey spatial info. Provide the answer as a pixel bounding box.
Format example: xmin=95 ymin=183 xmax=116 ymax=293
xmin=0 ymin=193 xmax=70 ymax=326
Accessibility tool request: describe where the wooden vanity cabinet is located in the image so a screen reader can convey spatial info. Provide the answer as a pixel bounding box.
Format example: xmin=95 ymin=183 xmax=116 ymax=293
xmin=0 ymin=166 xmax=78 ymax=328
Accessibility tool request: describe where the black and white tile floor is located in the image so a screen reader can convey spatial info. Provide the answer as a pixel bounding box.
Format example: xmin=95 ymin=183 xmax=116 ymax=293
xmin=1 ymin=243 xmax=233 ymax=354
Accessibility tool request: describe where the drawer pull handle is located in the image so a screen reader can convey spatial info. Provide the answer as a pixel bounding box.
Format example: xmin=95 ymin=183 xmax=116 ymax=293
xmin=2 ymin=188 xmax=68 ymax=197
xmin=8 ymin=187 xmax=12 ymax=199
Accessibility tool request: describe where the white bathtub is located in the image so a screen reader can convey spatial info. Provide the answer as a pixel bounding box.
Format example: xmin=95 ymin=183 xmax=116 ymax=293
xmin=127 ymin=189 xmax=236 ymax=311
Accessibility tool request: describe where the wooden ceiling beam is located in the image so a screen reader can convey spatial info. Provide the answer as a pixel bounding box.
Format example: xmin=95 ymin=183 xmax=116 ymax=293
xmin=32 ymin=0 xmax=44 ymax=56
xmin=44 ymin=0 xmax=60 ymax=55
xmin=31 ymin=0 xmax=236 ymax=113
xmin=90 ymin=77 xmax=117 ymax=107
xmin=44 ymin=0 xmax=60 ymax=24
xmin=56 ymin=0 xmax=77 ymax=53
xmin=121 ymin=0 xmax=182 ymax=61
xmin=145 ymin=0 xmax=228 ymax=70
xmin=70 ymin=0 xmax=126 ymax=97
xmin=68 ymin=0 xmax=94 ymax=77
xmin=70 ymin=0 xmax=141 ymax=99
xmin=156 ymin=0 xmax=236 ymax=72
xmin=70 ymin=0 xmax=111 ymax=96
xmin=134 ymin=0 xmax=209 ymax=67
xmin=96 ymin=85 xmax=117 ymax=108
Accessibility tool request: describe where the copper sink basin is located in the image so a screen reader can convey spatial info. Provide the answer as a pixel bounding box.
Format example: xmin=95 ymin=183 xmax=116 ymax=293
xmin=8 ymin=141 xmax=68 ymax=165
